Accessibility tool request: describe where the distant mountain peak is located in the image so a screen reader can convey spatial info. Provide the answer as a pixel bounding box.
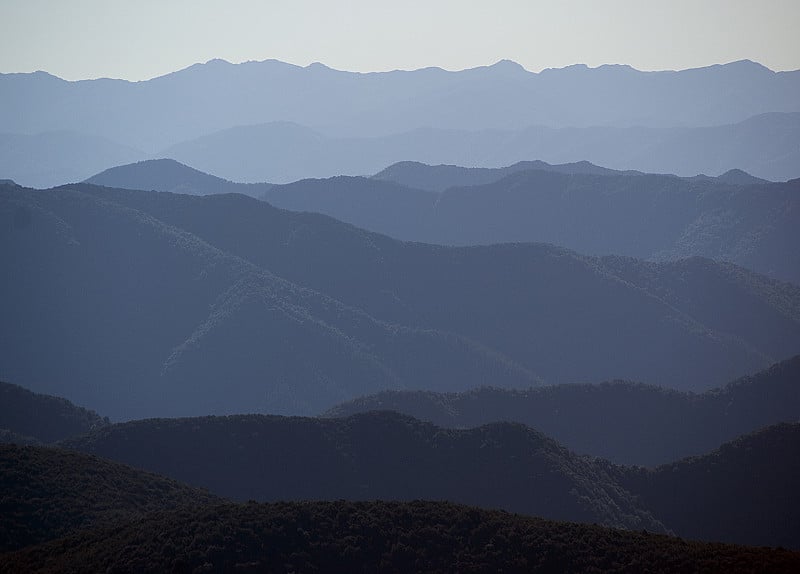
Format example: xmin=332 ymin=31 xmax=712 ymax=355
xmin=717 ymin=168 xmax=769 ymax=185
xmin=487 ymin=59 xmax=527 ymax=73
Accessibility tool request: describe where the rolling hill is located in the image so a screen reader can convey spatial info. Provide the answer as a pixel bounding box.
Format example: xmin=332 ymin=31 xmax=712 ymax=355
xmin=263 ymin=167 xmax=800 ymax=283
xmin=0 ymin=443 xmax=220 ymax=552
xmin=61 ymin=411 xmax=666 ymax=532
xmin=87 ymin=157 xmax=800 ymax=283
xmin=60 ymin=412 xmax=800 ymax=549
xmin=161 ymin=112 xmax=800 ymax=184
xmin=4 ymin=182 xmax=800 ymax=419
xmin=325 ymin=355 xmax=800 ymax=466
xmin=6 ymin=500 xmax=798 ymax=574
xmin=615 ymin=423 xmax=800 ymax=549
xmin=85 ymin=158 xmax=270 ymax=197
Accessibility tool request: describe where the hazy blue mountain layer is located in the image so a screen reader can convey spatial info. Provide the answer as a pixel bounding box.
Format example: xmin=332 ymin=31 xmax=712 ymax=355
xmin=61 ymin=412 xmax=800 ymax=549
xmin=87 ymin=157 xmax=800 ymax=283
xmin=162 ymin=112 xmax=800 ymax=183
xmin=0 ymin=131 xmax=144 ymax=189
xmin=3 ymin=182 xmax=800 ymax=418
xmin=2 ymin=59 xmax=798 ymax=152
xmin=61 ymin=411 xmax=666 ymax=532
xmin=2 ymin=60 xmax=799 ymax=186
xmin=612 ymin=422 xmax=800 ymax=549
xmin=0 ymin=444 xmax=219 ymax=553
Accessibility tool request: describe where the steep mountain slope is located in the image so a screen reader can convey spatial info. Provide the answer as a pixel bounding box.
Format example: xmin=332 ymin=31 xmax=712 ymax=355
xmin=46 ymin=183 xmax=800 ymax=395
xmin=0 ymin=381 xmax=107 ymax=444
xmin=0 ymin=183 xmax=537 ymax=419
xmin=84 ymin=158 xmax=271 ymax=197
xmin=325 ymin=355 xmax=800 ymax=466
xmin=263 ymin=168 xmax=800 ymax=283
xmin=616 ymin=423 xmax=800 ymax=549
xmin=7 ymin=501 xmax=798 ymax=574
xmin=62 ymin=411 xmax=664 ymax=532
xmin=0 ymin=444 xmax=220 ymax=552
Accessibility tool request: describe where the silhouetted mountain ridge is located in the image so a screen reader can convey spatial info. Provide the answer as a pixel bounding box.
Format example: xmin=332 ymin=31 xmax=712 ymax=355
xmin=0 ymin=381 xmax=108 ymax=444
xmin=0 ymin=443 xmax=220 ymax=552
xmin=60 ymin=410 xmax=666 ymax=532
xmin=85 ymin=158 xmax=271 ymax=197
xmin=4 ymin=182 xmax=800 ymax=419
xmin=613 ymin=423 xmax=800 ymax=549
xmin=325 ymin=355 xmax=800 ymax=466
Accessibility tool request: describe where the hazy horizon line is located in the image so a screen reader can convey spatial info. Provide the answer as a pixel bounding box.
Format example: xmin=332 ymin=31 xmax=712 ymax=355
xmin=3 ymin=57 xmax=795 ymax=84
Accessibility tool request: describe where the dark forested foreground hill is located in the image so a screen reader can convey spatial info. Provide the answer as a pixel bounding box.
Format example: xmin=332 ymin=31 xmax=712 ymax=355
xmin=325 ymin=355 xmax=800 ymax=466
xmin=158 ymin=111 xmax=800 ymax=184
xmin=613 ymin=423 xmax=800 ymax=549
xmin=3 ymin=182 xmax=800 ymax=419
xmin=61 ymin=411 xmax=665 ymax=533
xmin=0 ymin=444 xmax=220 ymax=553
xmin=0 ymin=381 xmax=107 ymax=444
xmin=5 ymin=501 xmax=799 ymax=574
xmin=60 ymin=413 xmax=800 ymax=549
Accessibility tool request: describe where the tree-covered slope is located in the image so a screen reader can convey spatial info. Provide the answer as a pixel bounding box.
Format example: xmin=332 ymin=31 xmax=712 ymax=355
xmin=3 ymin=183 xmax=800 ymax=419
xmin=6 ymin=500 xmax=798 ymax=574
xmin=0 ymin=183 xmax=536 ymax=419
xmin=0 ymin=444 xmax=220 ymax=553
xmin=0 ymin=381 xmax=107 ymax=444
xmin=325 ymin=355 xmax=800 ymax=466
xmin=616 ymin=423 xmax=800 ymax=549
xmin=63 ymin=184 xmax=800 ymax=393
xmin=62 ymin=411 xmax=664 ymax=532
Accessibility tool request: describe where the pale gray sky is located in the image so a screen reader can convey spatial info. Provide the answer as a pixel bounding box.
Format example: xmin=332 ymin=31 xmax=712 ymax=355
xmin=1 ymin=0 xmax=798 ymax=80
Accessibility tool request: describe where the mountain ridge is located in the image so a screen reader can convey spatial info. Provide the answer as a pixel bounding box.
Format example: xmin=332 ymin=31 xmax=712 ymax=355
xmin=324 ymin=354 xmax=800 ymax=466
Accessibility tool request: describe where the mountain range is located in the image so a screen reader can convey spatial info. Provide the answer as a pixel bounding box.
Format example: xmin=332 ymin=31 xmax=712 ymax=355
xmin=88 ymin=157 xmax=800 ymax=284
xmin=3 ymin=181 xmax=800 ymax=418
xmin=56 ymin=411 xmax=800 ymax=549
xmin=2 ymin=59 xmax=799 ymax=187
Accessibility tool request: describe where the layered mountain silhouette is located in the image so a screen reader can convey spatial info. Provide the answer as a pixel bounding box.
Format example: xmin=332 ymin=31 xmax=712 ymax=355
xmin=9 ymin=500 xmax=797 ymax=574
xmin=85 ymin=158 xmax=270 ymax=197
xmin=2 ymin=60 xmax=799 ymax=186
xmin=60 ymin=411 xmax=666 ymax=532
xmin=59 ymin=411 xmax=800 ymax=549
xmin=2 ymin=59 xmax=798 ymax=152
xmin=161 ymin=112 xmax=800 ymax=183
xmin=614 ymin=423 xmax=800 ymax=549
xmin=325 ymin=355 xmax=800 ymax=466
xmin=0 ymin=130 xmax=144 ymax=189
xmin=90 ymin=157 xmax=800 ymax=283
xmin=3 ymin=181 xmax=800 ymax=418
xmin=0 ymin=444 xmax=219 ymax=553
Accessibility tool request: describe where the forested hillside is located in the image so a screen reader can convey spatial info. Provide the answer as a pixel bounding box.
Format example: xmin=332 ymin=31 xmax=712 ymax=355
xmin=326 ymin=355 xmax=800 ymax=465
